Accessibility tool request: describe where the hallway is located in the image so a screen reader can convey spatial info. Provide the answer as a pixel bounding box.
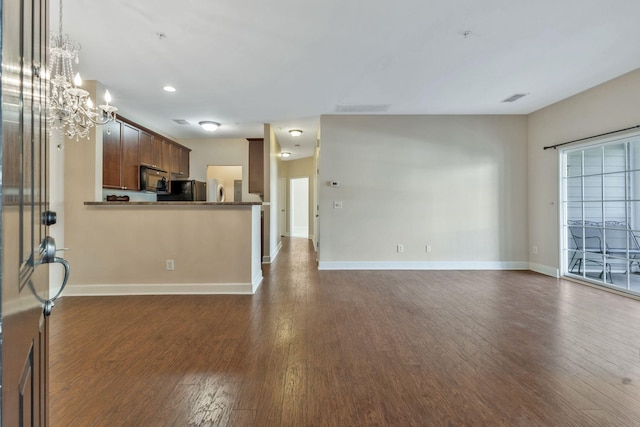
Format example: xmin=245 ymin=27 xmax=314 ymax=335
xmin=50 ymin=237 xmax=640 ymax=426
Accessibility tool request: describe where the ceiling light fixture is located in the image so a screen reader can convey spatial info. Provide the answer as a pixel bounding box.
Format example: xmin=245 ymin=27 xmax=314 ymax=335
xmin=289 ymin=129 xmax=303 ymax=137
xmin=199 ymin=121 xmax=220 ymax=132
xmin=163 ymin=85 xmax=176 ymax=93
xmin=281 ymin=152 xmax=291 ymax=158
xmin=48 ymin=0 xmax=117 ymax=142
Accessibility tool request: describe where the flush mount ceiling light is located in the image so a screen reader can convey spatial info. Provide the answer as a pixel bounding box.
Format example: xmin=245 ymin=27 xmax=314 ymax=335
xmin=199 ymin=121 xmax=220 ymax=132
xmin=163 ymin=85 xmax=176 ymax=93
xmin=289 ymin=129 xmax=303 ymax=137
xmin=281 ymin=152 xmax=291 ymax=158
xmin=48 ymin=0 xmax=117 ymax=141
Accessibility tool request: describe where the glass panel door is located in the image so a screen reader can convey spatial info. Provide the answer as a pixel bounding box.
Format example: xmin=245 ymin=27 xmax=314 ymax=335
xmin=562 ymin=136 xmax=640 ymax=295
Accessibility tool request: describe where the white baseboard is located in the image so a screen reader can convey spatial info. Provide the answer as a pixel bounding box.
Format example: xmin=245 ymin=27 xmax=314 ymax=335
xmin=273 ymin=240 xmax=282 ymax=261
xmin=252 ymin=272 xmax=263 ymax=293
xmin=318 ymin=261 xmax=529 ymax=271
xmin=528 ymin=263 xmax=560 ymax=278
xmin=263 ymin=240 xmax=283 ymax=264
xmin=63 ymin=282 xmax=258 ymax=297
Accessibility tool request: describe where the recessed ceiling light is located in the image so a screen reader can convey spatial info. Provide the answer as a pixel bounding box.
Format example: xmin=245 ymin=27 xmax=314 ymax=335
xmin=289 ymin=129 xmax=302 ymax=137
xmin=199 ymin=121 xmax=220 ymax=132
xmin=163 ymin=85 xmax=176 ymax=93
xmin=281 ymin=152 xmax=291 ymax=158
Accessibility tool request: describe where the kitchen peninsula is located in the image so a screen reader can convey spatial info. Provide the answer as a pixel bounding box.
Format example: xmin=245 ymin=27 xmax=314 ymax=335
xmin=69 ymin=201 xmax=263 ymax=296
xmin=59 ymin=83 xmax=267 ymax=297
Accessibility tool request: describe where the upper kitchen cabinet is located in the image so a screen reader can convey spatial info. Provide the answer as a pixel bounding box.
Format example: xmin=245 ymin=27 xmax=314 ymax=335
xmin=140 ymin=130 xmax=160 ymax=168
xmin=103 ymin=115 xmax=190 ymax=189
xmin=104 ymin=120 xmax=140 ymax=190
xmin=247 ymin=138 xmax=264 ymax=194
xmin=103 ymin=119 xmax=141 ymax=191
xmin=121 ymin=124 xmax=141 ymax=190
xmin=160 ymin=138 xmax=171 ymax=173
xmin=103 ymin=119 xmax=122 ymax=188
xmin=170 ymin=143 xmax=190 ymax=177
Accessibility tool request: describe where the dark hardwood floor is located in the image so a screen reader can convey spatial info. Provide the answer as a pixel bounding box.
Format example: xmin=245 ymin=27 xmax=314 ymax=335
xmin=50 ymin=237 xmax=640 ymax=426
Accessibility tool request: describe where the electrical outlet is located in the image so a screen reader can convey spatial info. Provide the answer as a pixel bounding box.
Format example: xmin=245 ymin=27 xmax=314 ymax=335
xmin=397 ymin=244 xmax=404 ymax=253
xmin=166 ymin=259 xmax=175 ymax=271
xmin=532 ymin=246 xmax=538 ymax=255
xmin=426 ymin=245 xmax=432 ymax=253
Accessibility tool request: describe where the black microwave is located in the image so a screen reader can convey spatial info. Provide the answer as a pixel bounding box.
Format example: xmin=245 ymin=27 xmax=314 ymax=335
xmin=140 ymin=165 xmax=169 ymax=193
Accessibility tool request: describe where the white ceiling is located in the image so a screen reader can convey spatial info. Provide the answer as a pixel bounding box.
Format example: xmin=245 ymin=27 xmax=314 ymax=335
xmin=54 ymin=0 xmax=640 ymax=160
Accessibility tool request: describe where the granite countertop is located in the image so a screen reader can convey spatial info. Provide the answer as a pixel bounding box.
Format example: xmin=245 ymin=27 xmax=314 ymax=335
xmin=85 ymin=201 xmax=262 ymax=206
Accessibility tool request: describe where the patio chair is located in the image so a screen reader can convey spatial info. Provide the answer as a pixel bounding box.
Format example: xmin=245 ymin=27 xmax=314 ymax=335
xmin=567 ymin=220 xmax=609 ymax=279
xmin=603 ymin=221 xmax=640 ymax=274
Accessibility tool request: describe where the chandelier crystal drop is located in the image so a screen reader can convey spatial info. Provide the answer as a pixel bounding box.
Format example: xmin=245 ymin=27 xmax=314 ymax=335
xmin=48 ymin=0 xmax=117 ymax=142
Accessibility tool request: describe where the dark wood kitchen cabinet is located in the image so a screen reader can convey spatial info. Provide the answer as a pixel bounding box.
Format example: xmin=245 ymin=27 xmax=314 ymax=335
xmin=170 ymin=143 xmax=190 ymax=177
xmin=139 ymin=130 xmax=160 ymax=168
xmin=160 ymin=139 xmax=171 ymax=173
xmin=103 ymin=119 xmax=139 ymax=190
xmin=102 ymin=120 xmax=122 ymax=188
xmin=103 ymin=114 xmax=190 ymax=189
xmin=248 ymin=138 xmax=264 ymax=194
xmin=153 ymin=136 xmax=163 ymax=167
xmin=121 ymin=123 xmax=140 ymax=189
xmin=102 ymin=120 xmax=140 ymax=191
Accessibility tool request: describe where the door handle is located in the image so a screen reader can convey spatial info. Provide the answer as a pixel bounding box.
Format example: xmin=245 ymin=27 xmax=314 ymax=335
xmin=44 ymin=256 xmax=70 ymax=316
xmin=31 ymin=236 xmax=71 ymax=316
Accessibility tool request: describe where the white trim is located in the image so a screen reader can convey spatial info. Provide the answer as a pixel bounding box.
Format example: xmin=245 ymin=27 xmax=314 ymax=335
xmin=263 ymin=240 xmax=282 ymax=264
xmin=529 ymin=263 xmax=560 ymax=278
xmin=318 ymin=261 xmax=529 ymax=271
xmin=274 ymin=240 xmax=282 ymax=261
xmin=252 ymin=272 xmax=263 ymax=293
xmin=63 ymin=282 xmax=259 ymax=296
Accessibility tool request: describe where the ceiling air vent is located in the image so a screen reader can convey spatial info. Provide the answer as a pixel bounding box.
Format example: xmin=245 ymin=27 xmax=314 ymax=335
xmin=172 ymin=119 xmax=191 ymax=125
xmin=502 ymin=93 xmax=528 ymax=103
xmin=335 ymin=104 xmax=391 ymax=113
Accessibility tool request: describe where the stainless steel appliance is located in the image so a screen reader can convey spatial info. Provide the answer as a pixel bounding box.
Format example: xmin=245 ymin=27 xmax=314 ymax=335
xmin=158 ymin=180 xmax=207 ymax=201
xmin=140 ymin=165 xmax=169 ymax=193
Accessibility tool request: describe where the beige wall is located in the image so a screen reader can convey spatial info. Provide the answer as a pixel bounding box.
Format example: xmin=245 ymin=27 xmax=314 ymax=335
xmin=528 ymin=68 xmax=640 ymax=277
xmin=318 ymin=115 xmax=529 ymax=269
xmin=178 ymin=138 xmax=262 ymax=203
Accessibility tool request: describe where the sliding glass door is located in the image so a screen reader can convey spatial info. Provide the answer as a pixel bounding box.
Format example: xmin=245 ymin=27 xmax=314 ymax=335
xmin=561 ymin=133 xmax=640 ymax=295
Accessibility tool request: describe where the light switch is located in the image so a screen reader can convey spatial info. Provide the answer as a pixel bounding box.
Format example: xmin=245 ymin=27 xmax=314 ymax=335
xmin=333 ymin=201 xmax=343 ymax=209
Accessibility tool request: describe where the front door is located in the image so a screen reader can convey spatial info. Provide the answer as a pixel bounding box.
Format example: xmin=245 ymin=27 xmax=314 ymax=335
xmin=2 ymin=0 xmax=53 ymax=424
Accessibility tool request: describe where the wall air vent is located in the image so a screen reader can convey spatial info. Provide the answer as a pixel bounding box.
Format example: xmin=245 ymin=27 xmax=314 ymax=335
xmin=335 ymin=104 xmax=391 ymax=113
xmin=172 ymin=119 xmax=191 ymax=125
xmin=502 ymin=93 xmax=528 ymax=103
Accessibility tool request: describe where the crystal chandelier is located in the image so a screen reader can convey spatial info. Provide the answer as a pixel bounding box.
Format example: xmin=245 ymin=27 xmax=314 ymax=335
xmin=48 ymin=0 xmax=117 ymax=142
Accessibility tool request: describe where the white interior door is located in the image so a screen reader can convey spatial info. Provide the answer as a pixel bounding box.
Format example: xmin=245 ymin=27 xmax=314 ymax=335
xmin=278 ymin=178 xmax=287 ymax=236
xmin=290 ymin=177 xmax=309 ymax=238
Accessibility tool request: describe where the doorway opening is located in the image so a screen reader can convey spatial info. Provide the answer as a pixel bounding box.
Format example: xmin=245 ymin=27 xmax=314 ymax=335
xmin=206 ymin=165 xmax=242 ymax=202
xmin=290 ymin=177 xmax=309 ymax=238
